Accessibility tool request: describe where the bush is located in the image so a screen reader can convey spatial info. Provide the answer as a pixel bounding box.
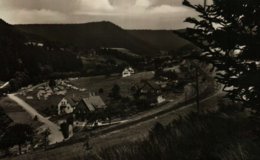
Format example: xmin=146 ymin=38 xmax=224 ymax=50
xmin=87 ymin=112 xmax=260 ymax=160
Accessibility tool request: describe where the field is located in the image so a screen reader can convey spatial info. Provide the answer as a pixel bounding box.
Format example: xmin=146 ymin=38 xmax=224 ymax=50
xmin=17 ymin=72 xmax=155 ymax=117
xmin=0 ymin=97 xmax=42 ymax=128
xmin=70 ymin=72 xmax=154 ymax=100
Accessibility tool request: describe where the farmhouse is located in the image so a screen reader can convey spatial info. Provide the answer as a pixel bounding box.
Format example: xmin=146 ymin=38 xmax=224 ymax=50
xmin=139 ymin=80 xmax=161 ymax=94
xmin=122 ymin=68 xmax=131 ymax=78
xmin=135 ymin=80 xmax=166 ymax=105
xmin=76 ymin=94 xmax=107 ymax=114
xmin=122 ymin=67 xmax=135 ymax=78
xmin=57 ymin=97 xmax=77 ymax=115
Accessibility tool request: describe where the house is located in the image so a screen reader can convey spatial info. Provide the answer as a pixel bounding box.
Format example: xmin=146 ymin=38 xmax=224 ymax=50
xmin=122 ymin=68 xmax=131 ymax=78
xmin=75 ymin=94 xmax=107 ymax=115
xmin=128 ymin=67 xmax=135 ymax=74
xmin=122 ymin=67 xmax=135 ymax=78
xmin=57 ymin=97 xmax=77 ymax=115
xmin=157 ymin=95 xmax=166 ymax=104
xmin=139 ymin=80 xmax=161 ymax=95
xmin=134 ymin=80 xmax=165 ymax=105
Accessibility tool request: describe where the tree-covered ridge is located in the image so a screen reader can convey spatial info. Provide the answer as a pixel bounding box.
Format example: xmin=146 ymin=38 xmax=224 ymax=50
xmin=0 ymin=19 xmax=82 ymax=83
xmin=16 ymin=22 xmax=159 ymax=56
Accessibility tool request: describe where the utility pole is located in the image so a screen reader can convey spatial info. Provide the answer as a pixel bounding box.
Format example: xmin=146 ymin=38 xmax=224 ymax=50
xmin=195 ymin=67 xmax=200 ymax=114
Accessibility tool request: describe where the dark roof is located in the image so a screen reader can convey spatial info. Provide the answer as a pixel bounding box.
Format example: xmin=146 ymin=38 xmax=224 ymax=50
xmin=80 ymin=95 xmax=107 ymax=112
xmin=140 ymin=80 xmax=161 ymax=91
xmin=82 ymin=98 xmax=95 ymax=112
xmin=54 ymin=95 xmax=78 ymax=106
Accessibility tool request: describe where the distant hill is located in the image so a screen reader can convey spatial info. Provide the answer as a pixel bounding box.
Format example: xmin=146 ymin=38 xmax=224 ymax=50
xmin=0 ymin=19 xmax=82 ymax=81
xmin=0 ymin=18 xmax=197 ymax=83
xmin=16 ymin=22 xmax=196 ymax=56
xmin=16 ymin=21 xmax=159 ymax=56
xmin=0 ymin=19 xmax=26 ymax=79
xmin=128 ymin=30 xmax=193 ymax=53
xmin=0 ymin=19 xmax=26 ymax=49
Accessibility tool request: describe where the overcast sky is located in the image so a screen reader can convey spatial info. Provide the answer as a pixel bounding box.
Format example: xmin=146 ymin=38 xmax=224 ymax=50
xmin=0 ymin=0 xmax=207 ymax=29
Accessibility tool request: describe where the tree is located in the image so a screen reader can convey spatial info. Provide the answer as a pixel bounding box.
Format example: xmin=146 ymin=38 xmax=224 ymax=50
xmin=98 ymin=88 xmax=104 ymax=94
xmin=110 ymin=84 xmax=121 ymax=99
xmin=48 ymin=79 xmax=56 ymax=89
xmin=60 ymin=122 xmax=69 ymax=139
xmin=43 ymin=129 xmax=50 ymax=150
xmin=0 ymin=124 xmax=34 ymax=155
xmin=83 ymin=134 xmax=91 ymax=150
xmin=179 ymin=0 xmax=260 ymax=110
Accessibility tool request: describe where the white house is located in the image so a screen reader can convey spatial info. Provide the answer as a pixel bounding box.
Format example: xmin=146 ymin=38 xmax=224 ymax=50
xmin=122 ymin=67 xmax=135 ymax=78
xmin=128 ymin=67 xmax=135 ymax=74
xmin=157 ymin=95 xmax=166 ymax=104
xmin=122 ymin=68 xmax=131 ymax=78
xmin=57 ymin=97 xmax=75 ymax=115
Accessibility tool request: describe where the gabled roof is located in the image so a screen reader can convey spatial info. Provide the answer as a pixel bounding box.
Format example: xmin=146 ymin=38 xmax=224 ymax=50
xmin=81 ymin=95 xmax=107 ymax=112
xmin=58 ymin=96 xmax=78 ymax=106
xmin=122 ymin=68 xmax=131 ymax=73
xmin=65 ymin=97 xmax=77 ymax=106
xmin=82 ymin=98 xmax=95 ymax=112
xmin=140 ymin=80 xmax=161 ymax=91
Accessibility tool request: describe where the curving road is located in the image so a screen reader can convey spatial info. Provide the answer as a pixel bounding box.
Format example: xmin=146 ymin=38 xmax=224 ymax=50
xmin=7 ymin=94 xmax=64 ymax=145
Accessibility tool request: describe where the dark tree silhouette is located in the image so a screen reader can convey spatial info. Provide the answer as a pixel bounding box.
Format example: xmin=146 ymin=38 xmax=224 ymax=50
xmin=0 ymin=124 xmax=34 ymax=155
xmin=179 ymin=0 xmax=260 ymax=109
xmin=48 ymin=79 xmax=56 ymax=88
xmin=110 ymin=84 xmax=121 ymax=99
xmin=43 ymin=129 xmax=50 ymax=150
xmin=99 ymin=88 xmax=104 ymax=94
xmin=60 ymin=122 xmax=69 ymax=139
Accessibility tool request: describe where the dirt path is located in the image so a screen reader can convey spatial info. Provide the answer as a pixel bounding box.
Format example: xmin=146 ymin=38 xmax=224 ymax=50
xmin=7 ymin=94 xmax=64 ymax=145
xmin=0 ymin=82 xmax=9 ymax=89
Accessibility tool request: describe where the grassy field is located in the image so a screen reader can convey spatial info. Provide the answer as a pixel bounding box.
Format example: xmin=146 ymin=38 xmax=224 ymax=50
xmin=70 ymin=72 xmax=154 ymax=100
xmin=0 ymin=97 xmax=42 ymax=128
xmin=17 ymin=72 xmax=155 ymax=117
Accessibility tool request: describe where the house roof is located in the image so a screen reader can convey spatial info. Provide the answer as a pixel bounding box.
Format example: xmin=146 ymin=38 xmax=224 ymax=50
xmin=81 ymin=95 xmax=107 ymax=112
xmin=122 ymin=68 xmax=131 ymax=73
xmin=57 ymin=95 xmax=78 ymax=106
xmin=65 ymin=97 xmax=77 ymax=106
xmin=82 ymin=98 xmax=95 ymax=112
xmin=140 ymin=80 xmax=161 ymax=91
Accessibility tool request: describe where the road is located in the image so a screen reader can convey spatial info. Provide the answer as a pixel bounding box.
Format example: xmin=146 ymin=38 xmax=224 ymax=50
xmin=0 ymin=82 xmax=9 ymax=89
xmin=7 ymin=94 xmax=64 ymax=145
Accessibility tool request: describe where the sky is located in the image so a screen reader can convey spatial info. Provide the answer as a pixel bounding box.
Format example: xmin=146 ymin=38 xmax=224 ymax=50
xmin=0 ymin=0 xmax=208 ymax=29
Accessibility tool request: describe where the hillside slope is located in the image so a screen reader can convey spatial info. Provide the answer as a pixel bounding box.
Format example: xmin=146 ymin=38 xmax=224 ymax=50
xmin=0 ymin=19 xmax=27 ymax=80
xmin=16 ymin=22 xmax=159 ymax=56
xmin=128 ymin=30 xmax=192 ymax=52
xmin=0 ymin=19 xmax=82 ymax=81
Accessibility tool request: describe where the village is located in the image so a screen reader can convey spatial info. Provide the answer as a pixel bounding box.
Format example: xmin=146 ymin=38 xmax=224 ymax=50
xmin=0 ymin=1 xmax=259 ymax=159
xmin=0 ymin=54 xmax=213 ymax=155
